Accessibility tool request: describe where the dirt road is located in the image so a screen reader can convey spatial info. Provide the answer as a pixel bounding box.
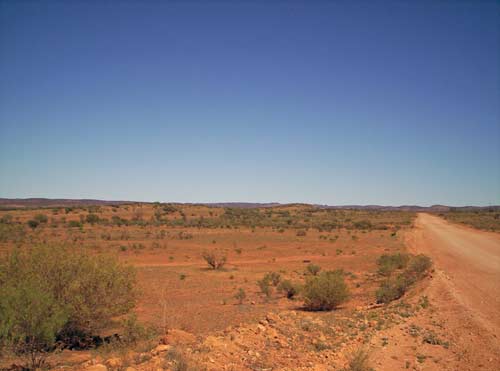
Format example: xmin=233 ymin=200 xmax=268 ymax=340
xmin=412 ymin=213 xmax=500 ymax=331
xmin=406 ymin=213 xmax=500 ymax=369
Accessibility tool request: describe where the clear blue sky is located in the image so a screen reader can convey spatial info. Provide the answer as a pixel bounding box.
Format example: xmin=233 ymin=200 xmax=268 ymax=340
xmin=1 ymin=1 xmax=499 ymax=206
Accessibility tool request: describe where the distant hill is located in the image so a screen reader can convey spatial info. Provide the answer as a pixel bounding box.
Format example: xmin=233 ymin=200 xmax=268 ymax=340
xmin=317 ymin=204 xmax=452 ymax=212
xmin=0 ymin=198 xmax=136 ymax=208
xmin=204 ymin=202 xmax=281 ymax=208
xmin=0 ymin=198 xmax=497 ymax=211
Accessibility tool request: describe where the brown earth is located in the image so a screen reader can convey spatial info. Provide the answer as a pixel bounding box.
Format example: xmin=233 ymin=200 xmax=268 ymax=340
xmin=1 ymin=207 xmax=499 ymax=370
xmin=369 ymin=213 xmax=500 ymax=371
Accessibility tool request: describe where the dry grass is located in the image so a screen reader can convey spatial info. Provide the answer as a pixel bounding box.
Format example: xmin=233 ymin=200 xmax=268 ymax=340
xmin=440 ymin=209 xmax=500 ymax=232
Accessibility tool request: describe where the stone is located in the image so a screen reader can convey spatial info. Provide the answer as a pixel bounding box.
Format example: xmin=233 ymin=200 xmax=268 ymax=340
xmin=151 ymin=344 xmax=172 ymax=355
xmin=105 ymin=358 xmax=122 ymax=368
xmin=86 ymin=364 xmax=107 ymax=371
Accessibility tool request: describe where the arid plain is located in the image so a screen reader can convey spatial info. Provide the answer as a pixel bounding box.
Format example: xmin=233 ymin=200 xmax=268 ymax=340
xmin=0 ymin=203 xmax=499 ymax=371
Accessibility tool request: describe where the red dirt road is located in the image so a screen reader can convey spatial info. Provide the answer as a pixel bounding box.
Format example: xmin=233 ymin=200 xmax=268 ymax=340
xmin=413 ymin=213 xmax=500 ymax=332
xmin=407 ymin=213 xmax=500 ymax=369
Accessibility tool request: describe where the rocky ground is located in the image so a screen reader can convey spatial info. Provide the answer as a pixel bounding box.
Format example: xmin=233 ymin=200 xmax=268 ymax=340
xmin=48 ymin=276 xmax=461 ymax=371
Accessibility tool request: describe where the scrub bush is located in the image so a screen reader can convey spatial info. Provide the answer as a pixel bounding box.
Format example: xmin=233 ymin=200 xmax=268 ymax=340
xmin=0 ymin=245 xmax=136 ymax=369
xmin=303 ymin=270 xmax=350 ymax=310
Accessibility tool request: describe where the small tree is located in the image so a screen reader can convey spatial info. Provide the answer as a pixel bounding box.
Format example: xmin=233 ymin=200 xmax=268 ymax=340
xmin=202 ymin=250 xmax=227 ymax=270
xmin=0 ymin=245 xmax=137 ymax=355
xmin=0 ymin=277 xmax=68 ymax=370
xmin=303 ymin=270 xmax=350 ymax=311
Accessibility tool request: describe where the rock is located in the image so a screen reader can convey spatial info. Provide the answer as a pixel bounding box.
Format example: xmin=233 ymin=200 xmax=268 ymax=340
xmin=151 ymin=344 xmax=172 ymax=355
xmin=266 ymin=312 xmax=280 ymax=324
xmin=86 ymin=364 xmax=107 ymax=371
xmin=105 ymin=358 xmax=122 ymax=369
xmin=275 ymin=337 xmax=289 ymax=348
xmin=266 ymin=327 xmax=279 ymax=339
xmin=203 ymin=335 xmax=226 ymax=351
xmin=136 ymin=353 xmax=150 ymax=363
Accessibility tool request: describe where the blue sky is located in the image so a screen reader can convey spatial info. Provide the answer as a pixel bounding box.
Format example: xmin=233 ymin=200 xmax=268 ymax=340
xmin=0 ymin=0 xmax=499 ymax=206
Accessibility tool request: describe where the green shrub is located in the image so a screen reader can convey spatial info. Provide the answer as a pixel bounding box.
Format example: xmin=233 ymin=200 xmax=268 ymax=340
xmin=346 ymin=348 xmax=373 ymax=371
xmin=0 ymin=245 xmax=136 ymax=341
xmin=27 ymin=220 xmax=39 ymax=229
xmin=306 ymin=263 xmax=321 ymax=276
xmin=0 ymin=276 xmax=68 ymax=369
xmin=263 ymin=271 xmax=281 ymax=286
xmin=67 ymin=220 xmax=82 ymax=228
xmin=302 ymin=270 xmax=350 ymax=310
xmin=406 ymin=254 xmax=432 ymax=278
xmin=257 ymin=272 xmax=281 ymax=298
xmin=278 ymin=280 xmax=300 ymax=299
xmin=85 ymin=213 xmax=100 ymax=225
xmin=257 ymin=277 xmax=272 ymax=298
xmin=120 ymin=313 xmax=153 ymax=345
xmin=34 ymin=214 xmax=48 ymax=224
xmin=377 ymin=253 xmax=409 ymax=276
xmin=353 ymin=220 xmax=372 ymax=230
xmin=375 ymin=275 xmax=409 ymax=304
xmin=376 ymin=254 xmax=432 ymax=304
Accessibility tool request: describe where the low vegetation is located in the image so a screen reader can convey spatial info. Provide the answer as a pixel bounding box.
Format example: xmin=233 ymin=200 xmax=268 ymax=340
xmin=257 ymin=272 xmax=282 ymax=298
xmin=440 ymin=207 xmax=500 ymax=232
xmin=0 ymin=203 xmax=423 ymax=369
xmin=377 ymin=252 xmax=409 ymax=276
xmin=0 ymin=245 xmax=136 ymax=369
xmin=376 ymin=253 xmax=432 ymax=304
xmin=201 ymin=250 xmax=227 ymax=270
xmin=302 ymin=270 xmax=350 ymax=310
xmin=306 ymin=263 xmax=321 ymax=276
xmin=344 ymin=348 xmax=373 ymax=371
xmin=234 ymin=288 xmax=246 ymax=304
xmin=278 ymin=279 xmax=301 ymax=299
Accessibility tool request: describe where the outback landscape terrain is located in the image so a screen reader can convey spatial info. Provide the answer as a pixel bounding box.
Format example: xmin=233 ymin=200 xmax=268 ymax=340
xmin=0 ymin=200 xmax=498 ymax=371
xmin=1 ymin=1 xmax=498 ymax=370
